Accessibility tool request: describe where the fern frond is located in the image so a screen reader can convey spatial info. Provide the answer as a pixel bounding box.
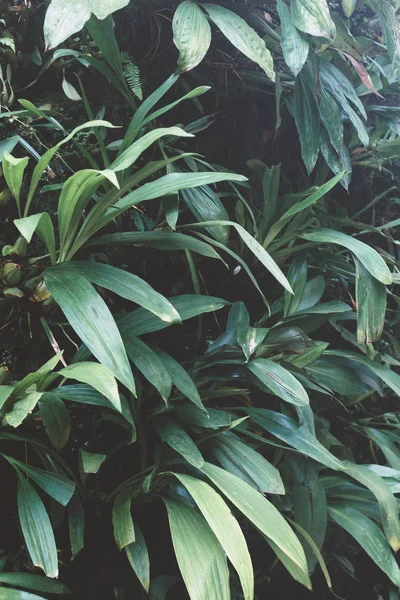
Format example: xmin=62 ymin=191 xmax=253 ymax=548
xmin=121 ymin=53 xmax=143 ymax=101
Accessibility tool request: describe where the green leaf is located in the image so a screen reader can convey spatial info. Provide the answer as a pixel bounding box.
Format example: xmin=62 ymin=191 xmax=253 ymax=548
xmin=80 ymin=450 xmax=106 ymax=474
xmin=17 ymin=475 xmax=58 ymax=578
xmin=248 ymin=358 xmax=309 ymax=406
xmin=44 ymin=0 xmax=130 ymax=49
xmin=0 ymin=590 xmax=45 ymax=600
xmin=123 ymin=335 xmax=171 ymax=401
xmin=110 ymin=127 xmax=192 ymax=173
xmin=2 ymin=152 xmax=29 ymax=216
xmin=6 ymin=457 xmax=74 ymax=506
xmin=118 ymin=294 xmax=230 ymax=337
xmin=6 ymin=392 xmax=42 ymax=428
xmin=38 ymin=393 xmax=71 ymax=450
xmin=341 ymin=461 xmax=400 ymax=552
xmin=200 ymin=462 xmax=308 ymax=576
xmin=293 ymin=479 xmax=327 ymax=573
xmin=87 ymin=230 xmax=222 ymax=260
xmin=188 ymin=221 xmax=293 ymax=293
xmin=326 ymin=350 xmax=400 ymax=396
xmin=163 ymin=496 xmax=230 ymax=600
xmin=288 ymin=518 xmax=332 ymax=587
xmin=173 ymin=0 xmax=211 ymax=73
xmin=329 ymin=504 xmax=400 ymax=586
xmin=57 ymin=362 xmax=121 ymax=412
xmin=96 ymin=172 xmax=248 ymax=234
xmin=14 ymin=213 xmax=56 ymax=264
xmin=181 ymin=185 xmax=230 ymax=245
xmin=172 ymin=472 xmax=253 ymax=600
xmin=292 ymin=70 xmax=320 ymax=174
xmin=355 ymin=259 xmax=386 ymax=343
xmin=204 ymin=4 xmax=275 ymax=81
xmin=44 ymin=269 xmax=135 ymax=395
xmin=125 ymin=524 xmax=150 ymax=593
xmin=55 ymin=384 xmax=134 ymax=424
xmin=342 ymin=0 xmax=357 ymax=17
xmin=263 ymin=174 xmax=344 ymax=248
xmin=57 ymin=170 xmax=113 ymax=258
xmin=319 ymin=88 xmax=344 ymax=154
xmin=155 ymin=349 xmax=205 ymax=411
xmin=301 ymin=229 xmax=392 ymax=284
xmin=291 ymin=0 xmax=336 ymax=40
xmin=248 ymin=408 xmax=343 ymax=470
xmin=155 ymin=417 xmax=204 ymax=468
xmin=0 ymin=573 xmax=69 ymax=594
xmin=113 ymin=488 xmax=135 ymax=550
xmin=68 ymin=491 xmax=84 ymax=560
xmin=284 ymin=254 xmax=308 ymax=316
xmin=265 ymin=536 xmax=312 ymax=590
xmin=210 ymin=432 xmax=284 ymax=494
xmin=49 ymin=261 xmax=181 ymax=325
xmin=24 ymin=119 xmax=116 ymax=212
xmin=277 ymin=0 xmax=309 ymax=77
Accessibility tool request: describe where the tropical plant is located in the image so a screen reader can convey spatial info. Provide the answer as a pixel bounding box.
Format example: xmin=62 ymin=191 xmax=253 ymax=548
xmin=2 ymin=0 xmax=400 ymax=599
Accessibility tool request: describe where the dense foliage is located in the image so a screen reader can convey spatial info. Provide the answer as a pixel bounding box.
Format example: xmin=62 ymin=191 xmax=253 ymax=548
xmin=1 ymin=0 xmax=400 ymax=598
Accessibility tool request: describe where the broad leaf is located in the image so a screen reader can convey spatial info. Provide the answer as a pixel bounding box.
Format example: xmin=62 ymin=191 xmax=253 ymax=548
xmin=277 ymin=0 xmax=309 ymax=77
xmin=248 ymin=358 xmax=309 ymax=406
xmin=17 ymin=475 xmax=58 ymax=578
xmin=301 ymin=229 xmax=392 ymax=284
xmin=113 ymin=487 xmax=135 ymax=550
xmin=44 ymin=0 xmax=130 ymax=49
xmin=44 ymin=269 xmax=135 ymax=395
xmin=201 ymin=462 xmax=308 ymax=576
xmin=155 ymin=417 xmax=204 ymax=468
xmin=163 ymin=496 xmax=230 ymax=600
xmin=291 ymin=0 xmax=336 ymax=40
xmin=125 ymin=524 xmax=150 ymax=593
xmin=173 ymin=0 xmax=211 ymax=73
xmin=172 ymin=472 xmax=253 ymax=600
xmin=204 ymin=4 xmax=275 ymax=80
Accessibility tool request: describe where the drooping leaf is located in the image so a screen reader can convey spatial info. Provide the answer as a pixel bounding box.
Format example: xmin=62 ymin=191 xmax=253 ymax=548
xmin=17 ymin=475 xmax=58 ymax=578
xmin=201 ymin=462 xmax=308 ymax=574
xmin=87 ymin=230 xmax=222 ymax=261
xmin=163 ymin=496 xmax=230 ymax=600
xmin=156 ymin=349 xmax=205 ymax=411
xmin=329 ymin=504 xmax=400 ymax=587
xmin=48 ymin=261 xmax=181 ymax=325
xmin=125 ymin=524 xmax=150 ymax=593
xmin=248 ymin=358 xmax=309 ymax=406
xmin=7 ymin=457 xmax=74 ymax=507
xmin=44 ymin=269 xmax=135 ymax=395
xmin=0 ymin=573 xmax=70 ymax=594
xmin=123 ymin=335 xmax=172 ymax=402
xmin=118 ymin=295 xmax=230 ymax=337
xmin=301 ymin=229 xmax=392 ymax=284
xmin=210 ymin=432 xmax=284 ymax=494
xmin=44 ymin=0 xmax=130 ymax=49
xmin=38 ymin=393 xmax=71 ymax=450
xmin=172 ymin=472 xmax=254 ymax=600
xmin=355 ymin=259 xmax=386 ymax=343
xmin=155 ymin=417 xmax=204 ymax=468
xmin=113 ymin=487 xmax=135 ymax=551
xmin=291 ymin=0 xmax=336 ymax=40
xmin=292 ymin=69 xmax=320 ymax=174
xmin=57 ymin=362 xmax=121 ymax=412
xmin=277 ymin=0 xmax=309 ymax=77
xmin=173 ymin=0 xmax=211 ymax=73
xmin=68 ymin=491 xmax=84 ymax=560
xmin=204 ymin=4 xmax=275 ymax=81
